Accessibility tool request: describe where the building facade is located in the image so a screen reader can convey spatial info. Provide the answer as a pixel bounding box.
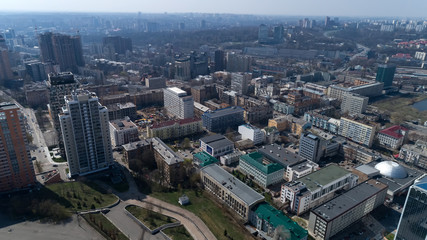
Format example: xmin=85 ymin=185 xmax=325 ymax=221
xmin=338 ymin=117 xmax=376 ymax=147
xmin=239 ymin=152 xmax=285 ymax=188
xmin=231 ymin=72 xmax=251 ymax=95
xmin=308 ymin=180 xmax=388 ymax=240
xmin=399 ymin=140 xmax=427 ymax=170
xmin=202 ymin=106 xmax=245 ymax=133
xmin=109 ymin=118 xmax=139 ymax=146
xmin=0 ymin=103 xmax=36 ymax=192
xmin=147 ymin=117 xmax=203 ymax=141
xmin=59 ymin=90 xmax=113 ymax=177
xmin=341 ymin=93 xmax=368 ymax=115
xmin=238 ymin=124 xmax=265 ymax=145
xmin=152 ymin=137 xmax=184 ymax=186
xmin=163 ymin=87 xmax=194 ymax=119
xmin=377 ymin=125 xmax=407 ymax=150
xmin=199 ymin=134 xmax=234 ymax=158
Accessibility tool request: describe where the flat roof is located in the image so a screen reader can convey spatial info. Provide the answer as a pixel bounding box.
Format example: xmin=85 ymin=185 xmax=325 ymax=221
xmin=200 ymin=134 xmax=233 ymax=149
xmin=258 ymin=143 xmax=302 ymax=168
xmin=253 ymin=202 xmax=307 ymax=240
xmin=202 ymin=106 xmax=245 ymax=118
xmin=0 ymin=102 xmax=18 ymax=111
xmin=110 ymin=119 xmax=137 ymax=130
xmin=298 ymin=165 xmax=350 ymax=192
xmin=201 ymin=164 xmax=264 ymax=206
xmin=194 ymin=102 xmax=210 ymax=112
xmin=122 ymin=139 xmax=152 ymax=151
xmin=167 ymin=87 xmax=187 ymax=96
xmin=152 ymin=137 xmax=183 ymax=165
xmin=240 ymin=152 xmax=284 ymax=174
xmin=194 ymin=152 xmax=219 ymax=167
xmin=312 ymin=179 xmax=388 ymax=222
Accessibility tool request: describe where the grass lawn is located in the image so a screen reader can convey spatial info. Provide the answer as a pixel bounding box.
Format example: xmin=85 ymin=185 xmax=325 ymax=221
xmin=125 ymin=205 xmax=176 ymax=230
xmin=372 ymin=93 xmax=427 ymax=123
xmin=46 ymin=181 xmax=118 ymax=211
xmin=385 ymin=232 xmax=395 ymax=240
xmin=151 ymin=190 xmax=255 ymax=240
xmin=82 ymin=213 xmax=128 ymax=240
xmin=163 ymin=225 xmax=193 ymax=240
xmin=52 ymin=157 xmax=67 ymax=163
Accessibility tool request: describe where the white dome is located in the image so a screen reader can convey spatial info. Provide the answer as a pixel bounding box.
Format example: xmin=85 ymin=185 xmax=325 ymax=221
xmin=374 ymin=161 xmax=407 ymax=179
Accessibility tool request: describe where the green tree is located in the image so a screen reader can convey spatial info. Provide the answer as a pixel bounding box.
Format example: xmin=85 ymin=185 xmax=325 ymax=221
xmin=182 ymin=138 xmax=191 ymax=149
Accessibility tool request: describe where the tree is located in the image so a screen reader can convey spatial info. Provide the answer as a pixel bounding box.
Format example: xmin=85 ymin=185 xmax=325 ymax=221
xmin=182 ymin=138 xmax=191 ymax=149
xmin=26 ymin=132 xmax=33 ymax=144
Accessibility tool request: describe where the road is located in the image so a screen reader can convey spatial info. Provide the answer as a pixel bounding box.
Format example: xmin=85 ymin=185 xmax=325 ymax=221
xmin=0 ymin=214 xmax=104 ymax=240
xmin=350 ymin=43 xmax=370 ymax=61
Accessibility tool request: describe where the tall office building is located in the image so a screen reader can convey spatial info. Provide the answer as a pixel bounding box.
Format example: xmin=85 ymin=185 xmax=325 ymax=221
xmin=25 ymin=60 xmax=47 ymax=82
xmin=163 ymin=87 xmax=194 ymax=119
xmin=59 ymin=90 xmax=113 ymax=177
xmin=0 ymin=48 xmax=13 ymax=81
xmin=38 ymin=32 xmax=84 ymax=72
xmin=0 ymin=102 xmax=36 ymax=192
xmin=226 ymin=52 xmax=252 ymax=72
xmin=258 ymin=24 xmax=269 ymax=44
xmin=299 ymin=133 xmax=322 ymax=162
xmin=273 ymin=25 xmax=284 ymax=43
xmin=102 ymin=36 xmax=132 ymax=55
xmin=395 ymin=174 xmax=427 ymax=240
xmin=376 ymin=64 xmax=396 ymax=88
xmin=47 ymin=72 xmax=79 ymax=135
xmin=231 ymin=72 xmax=251 ymax=95
xmin=341 ymin=93 xmax=369 ymax=115
xmin=214 ymin=50 xmax=225 ymax=71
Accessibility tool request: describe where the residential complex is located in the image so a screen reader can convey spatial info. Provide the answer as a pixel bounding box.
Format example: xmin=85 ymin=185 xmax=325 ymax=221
xmin=199 ymin=134 xmax=234 ymax=158
xmin=147 ymin=117 xmax=203 ymax=140
xmin=202 ymin=106 xmax=245 ymax=133
xmin=341 ymin=93 xmax=368 ymax=115
xmin=308 ymin=180 xmax=388 ymax=240
xmin=59 ymin=90 xmax=113 ymax=177
xmin=0 ymin=103 xmax=36 ymax=192
xmin=109 ymin=118 xmax=139 ymax=146
xmin=377 ymin=125 xmax=407 ymax=150
xmin=163 ymin=87 xmax=194 ymax=119
xmin=230 ymin=72 xmax=251 ymax=95
xmin=281 ymin=164 xmax=358 ymax=215
xmin=239 ymin=152 xmax=285 ymax=187
xmin=338 ymin=117 xmax=376 ymax=147
xmin=201 ymin=164 xmax=265 ymax=220
xmin=238 ymin=124 xmax=265 ymax=145
xmin=395 ymin=174 xmax=427 ymax=240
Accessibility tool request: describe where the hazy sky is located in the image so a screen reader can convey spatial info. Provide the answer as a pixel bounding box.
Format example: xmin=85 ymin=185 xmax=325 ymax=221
xmin=2 ymin=0 xmax=427 ymax=18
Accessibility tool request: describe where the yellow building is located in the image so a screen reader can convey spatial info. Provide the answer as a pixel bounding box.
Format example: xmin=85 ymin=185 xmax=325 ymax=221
xmin=147 ymin=117 xmax=202 ymax=140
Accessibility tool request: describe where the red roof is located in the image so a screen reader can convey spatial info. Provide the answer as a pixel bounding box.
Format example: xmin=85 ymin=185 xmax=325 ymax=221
xmin=379 ymin=125 xmax=408 ymax=139
xmin=151 ymin=117 xmax=201 ymax=129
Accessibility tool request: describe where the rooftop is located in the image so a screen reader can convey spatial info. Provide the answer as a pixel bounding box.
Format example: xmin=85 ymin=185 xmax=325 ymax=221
xmin=240 ymin=152 xmax=284 ymax=174
xmin=253 ymin=202 xmax=307 ymax=240
xmin=193 ymin=152 xmax=219 ymax=167
xmin=414 ymin=174 xmax=427 ymax=192
xmin=151 ymin=117 xmax=201 ymax=129
xmin=200 ymin=134 xmax=233 ymax=149
xmin=122 ymin=139 xmax=152 ymax=151
xmin=312 ymin=180 xmax=388 ymax=222
xmin=152 ymin=137 xmax=184 ymax=165
xmin=202 ymin=106 xmax=245 ymax=118
xmin=166 ymin=87 xmax=187 ymax=96
xmin=0 ymin=102 xmax=18 ymax=111
xmin=201 ymin=164 xmax=264 ymax=206
xmin=288 ymin=160 xmax=318 ymax=173
xmin=258 ymin=143 xmax=302 ymax=168
xmin=379 ymin=125 xmax=408 ymax=139
xmin=194 ymin=102 xmax=210 ymax=112
xmin=298 ymin=164 xmax=350 ymax=192
xmin=110 ymin=118 xmax=137 ymax=130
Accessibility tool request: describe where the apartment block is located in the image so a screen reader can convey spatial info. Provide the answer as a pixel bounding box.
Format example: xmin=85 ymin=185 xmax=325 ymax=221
xmin=147 ymin=117 xmax=202 ymax=141
xmin=341 ymin=93 xmax=368 ymax=115
xmin=152 ymin=137 xmax=184 ymax=186
xmin=109 ymin=118 xmax=139 ymax=146
xmin=202 ymin=106 xmax=245 ymax=133
xmin=338 ymin=117 xmax=376 ymax=147
xmin=164 ymin=87 xmax=194 ymax=119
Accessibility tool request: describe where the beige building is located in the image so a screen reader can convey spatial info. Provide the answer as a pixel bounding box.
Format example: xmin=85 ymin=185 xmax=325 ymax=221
xmin=268 ymin=116 xmax=289 ymax=131
xmin=339 ymin=117 xmax=376 ymax=147
xmin=147 ymin=117 xmax=202 ymax=141
xmin=152 ymin=137 xmax=184 ymax=186
xmin=201 ymin=164 xmax=265 ymax=220
xmin=109 ymin=118 xmax=139 ymax=146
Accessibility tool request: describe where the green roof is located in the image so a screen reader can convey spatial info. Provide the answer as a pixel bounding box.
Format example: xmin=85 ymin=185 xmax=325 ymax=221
xmin=240 ymin=152 xmax=284 ymax=174
xmin=253 ymin=202 xmax=307 ymax=240
xmin=299 ymin=164 xmax=350 ymax=192
xmin=194 ymin=152 xmax=219 ymax=167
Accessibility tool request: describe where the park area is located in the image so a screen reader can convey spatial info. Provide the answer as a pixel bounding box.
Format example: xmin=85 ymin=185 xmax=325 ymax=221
xmin=125 ymin=205 xmax=177 ymax=230
xmin=151 ymin=189 xmax=255 ymax=240
xmin=163 ymin=225 xmax=193 ymax=240
xmin=82 ymin=213 xmax=128 ymax=240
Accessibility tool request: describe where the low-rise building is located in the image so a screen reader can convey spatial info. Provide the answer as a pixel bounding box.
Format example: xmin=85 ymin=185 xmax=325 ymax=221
xmin=343 ymin=144 xmax=381 ymax=164
xmin=238 ymin=124 xmax=265 ymax=145
xmin=122 ymin=139 xmax=152 ymax=163
xmin=281 ymin=164 xmax=358 ymax=215
xmin=377 ymin=125 xmax=407 ymax=150
xmin=199 ymin=134 xmax=234 ymax=158
xmin=268 ymin=116 xmax=289 ymax=131
xmin=202 ymin=106 xmax=245 ymax=133
xmin=259 ymin=143 xmax=303 ymax=168
xmin=193 ymin=151 xmax=219 ymax=168
xmin=109 ymin=118 xmax=139 ymax=146
xmin=147 ymin=117 xmax=203 ymax=141
xmin=239 ymin=152 xmax=285 ymax=188
xmin=201 ymin=164 xmax=265 ymax=220
xmin=106 ymin=102 xmax=137 ymax=121
xmin=220 ymin=151 xmax=243 ymax=166
xmin=262 ymin=126 xmax=280 ymax=144
xmin=193 ymin=102 xmax=210 ymax=118
xmin=286 ymin=160 xmax=319 ymax=181
xmin=308 ymin=180 xmax=388 ymax=240
xmin=152 ymin=137 xmax=184 ymax=186
xmin=250 ymin=202 xmax=308 ymax=240
xmin=399 ymin=140 xmax=427 ymax=170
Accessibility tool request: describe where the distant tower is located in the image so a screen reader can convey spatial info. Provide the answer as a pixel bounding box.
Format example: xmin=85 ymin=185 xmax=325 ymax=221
xmin=395 ymin=174 xmax=427 ymax=240
xmin=59 ymin=90 xmax=113 ymax=177
xmin=325 ymin=16 xmax=331 ymax=27
xmin=0 ymin=102 xmax=36 ymax=192
xmin=376 ymin=64 xmax=396 ymax=88
xmin=214 ymin=50 xmax=225 ymax=71
xmin=258 ymin=24 xmax=269 ymax=44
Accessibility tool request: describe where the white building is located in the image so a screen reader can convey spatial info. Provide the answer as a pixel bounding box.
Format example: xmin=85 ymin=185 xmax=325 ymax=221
xmin=377 ymin=125 xmax=407 ymax=150
xmin=281 ymin=164 xmax=358 ymax=215
xmin=109 ymin=118 xmax=139 ymax=146
xmin=339 ymin=117 xmax=376 ymax=147
xmin=399 ymin=140 xmax=427 ymax=169
xmin=341 ymin=93 xmax=368 ymax=115
xmin=199 ymin=134 xmax=234 ymax=158
xmin=59 ymin=90 xmax=113 ymax=177
xmin=220 ymin=150 xmax=243 ymax=166
xmin=231 ymin=72 xmax=251 ymax=95
xmin=239 ymin=124 xmax=265 ymax=145
xmin=163 ymin=87 xmax=194 ymax=119
xmin=239 ymin=152 xmax=285 ymax=188
xmin=285 ymin=160 xmax=319 ymax=181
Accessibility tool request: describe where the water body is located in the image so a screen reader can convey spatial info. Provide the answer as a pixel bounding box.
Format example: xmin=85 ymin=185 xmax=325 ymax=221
xmin=412 ymin=98 xmax=427 ymax=111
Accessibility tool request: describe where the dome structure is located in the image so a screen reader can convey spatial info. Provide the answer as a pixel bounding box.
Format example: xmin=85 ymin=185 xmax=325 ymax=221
xmin=374 ymin=161 xmax=408 ymax=179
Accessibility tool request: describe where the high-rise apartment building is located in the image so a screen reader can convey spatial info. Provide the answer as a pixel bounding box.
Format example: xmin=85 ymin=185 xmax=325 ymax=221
xmin=102 ymin=36 xmax=132 ymax=55
xmin=59 ymin=90 xmax=113 ymax=177
xmin=25 ymin=60 xmax=47 ymax=82
xmin=214 ymin=50 xmax=225 ymax=71
xmin=395 ymin=174 xmax=427 ymax=240
xmin=0 ymin=102 xmax=36 ymax=192
xmin=226 ymin=52 xmax=251 ymax=72
xmin=376 ymin=64 xmax=396 ymax=88
xmin=0 ymin=48 xmax=13 ymax=81
xmin=341 ymin=93 xmax=369 ymax=115
xmin=163 ymin=87 xmax=194 ymax=119
xmin=38 ymin=32 xmax=84 ymax=72
xmin=231 ymin=72 xmax=251 ymax=95
xmin=339 ymin=117 xmax=376 ymax=147
xmin=47 ymin=72 xmax=79 ymax=135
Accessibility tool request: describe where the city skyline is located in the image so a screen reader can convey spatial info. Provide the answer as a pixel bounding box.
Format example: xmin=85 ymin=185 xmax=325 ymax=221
xmin=2 ymin=0 xmax=427 ymax=18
